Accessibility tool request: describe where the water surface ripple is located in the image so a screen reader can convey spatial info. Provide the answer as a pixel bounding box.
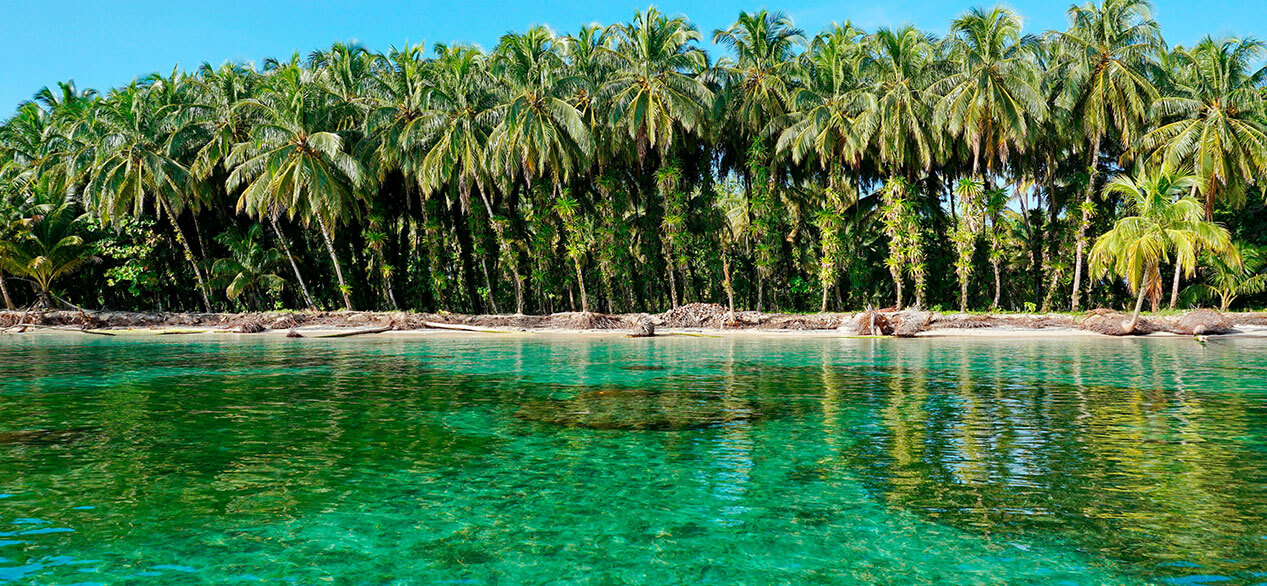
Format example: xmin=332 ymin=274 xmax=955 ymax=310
xmin=1 ymin=334 xmax=1265 ymax=583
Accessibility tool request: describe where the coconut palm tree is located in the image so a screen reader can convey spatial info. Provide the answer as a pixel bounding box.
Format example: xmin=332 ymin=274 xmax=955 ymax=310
xmin=227 ymin=61 xmax=364 ymax=310
xmin=490 ymin=26 xmax=592 ymax=186
xmin=602 ymin=7 xmax=712 ymax=163
xmin=867 ymin=25 xmax=939 ymax=178
xmin=774 ymin=23 xmax=870 ymax=173
xmin=951 ymin=177 xmax=985 ymax=311
xmin=82 ymin=81 xmax=215 ymax=312
xmin=712 ymin=10 xmax=805 ymax=140
xmin=1136 ymin=37 xmax=1267 ymax=218
xmin=1090 ymin=164 xmax=1233 ymax=332
xmin=1182 ymin=243 xmax=1267 ymax=310
xmin=0 ymin=202 xmax=96 ymax=308
xmin=415 ymin=43 xmax=499 ymax=213
xmin=1055 ymin=0 xmax=1162 ymax=311
xmin=934 ymin=6 xmax=1046 ymax=178
xmin=211 ymin=223 xmax=288 ymax=309
xmin=714 ymin=174 xmax=750 ymax=319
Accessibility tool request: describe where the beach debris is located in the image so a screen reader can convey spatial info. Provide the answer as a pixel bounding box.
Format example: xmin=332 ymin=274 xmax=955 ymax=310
xmin=423 ymin=321 xmax=514 ymax=333
xmin=311 ymin=324 xmax=395 ymax=338
xmin=234 ymin=318 xmax=267 ymax=334
xmin=1077 ymin=308 xmax=1159 ymax=336
xmin=285 ymin=328 xmax=303 ymax=338
xmin=851 ymin=310 xmax=893 ymax=336
xmin=1168 ymin=308 xmax=1234 ymax=336
xmin=629 ymin=316 xmax=656 ymax=338
xmin=659 ymin=303 xmax=731 ymax=329
xmin=893 ymin=311 xmax=932 ymax=338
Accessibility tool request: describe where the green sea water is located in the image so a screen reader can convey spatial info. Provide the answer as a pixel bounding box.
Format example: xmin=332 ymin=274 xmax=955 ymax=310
xmin=1 ymin=333 xmax=1266 ymax=584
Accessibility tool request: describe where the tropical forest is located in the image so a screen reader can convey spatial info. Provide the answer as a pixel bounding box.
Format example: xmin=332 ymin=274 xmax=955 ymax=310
xmin=3 ymin=0 xmax=1266 ymax=318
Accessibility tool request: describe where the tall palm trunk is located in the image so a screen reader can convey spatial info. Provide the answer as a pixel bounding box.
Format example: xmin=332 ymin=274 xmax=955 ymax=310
xmin=481 ymin=259 xmax=499 ymax=314
xmin=723 ymin=255 xmax=736 ymax=321
xmin=573 ymin=256 xmax=589 ymax=313
xmin=1169 ymin=263 xmax=1182 ymax=310
xmin=511 ymin=264 xmax=525 ymax=315
xmin=159 ymin=196 xmax=213 ymax=313
xmin=0 ymin=270 xmax=14 ymax=310
xmin=1124 ymin=265 xmax=1153 ymax=334
xmin=667 ymin=264 xmax=679 ymax=309
xmin=270 ymin=217 xmax=316 ymax=309
xmin=1071 ymin=140 xmax=1099 ymax=311
xmin=992 ymin=259 xmax=1002 ymax=309
xmin=891 ymin=266 xmax=904 ymax=310
xmin=317 ymin=216 xmax=354 ymax=310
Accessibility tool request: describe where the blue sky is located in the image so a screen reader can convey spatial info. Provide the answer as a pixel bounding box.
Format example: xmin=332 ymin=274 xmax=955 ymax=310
xmin=1 ymin=0 xmax=1264 ymax=111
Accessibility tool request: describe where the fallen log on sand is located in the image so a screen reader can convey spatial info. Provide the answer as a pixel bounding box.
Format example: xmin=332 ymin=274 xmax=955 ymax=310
xmin=310 ymin=325 xmax=395 ymax=338
xmin=4 ymin=323 xmax=115 ymax=336
xmin=422 ymin=321 xmax=515 ymax=334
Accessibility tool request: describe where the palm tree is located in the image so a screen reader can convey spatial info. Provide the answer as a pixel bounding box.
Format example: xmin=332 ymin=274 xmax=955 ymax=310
xmin=951 ymin=177 xmax=985 ymax=311
xmin=415 ymin=44 xmax=500 ymax=213
xmin=1136 ymin=37 xmax=1267 ymax=218
xmin=1090 ymin=165 xmax=1233 ymax=332
xmin=227 ymin=62 xmax=364 ymax=310
xmin=714 ymin=175 xmax=750 ymax=319
xmin=211 ymin=223 xmax=287 ymax=309
xmin=0 ymin=202 xmax=96 ymax=308
xmin=1182 ymin=243 xmax=1267 ymax=310
xmin=868 ymin=26 xmax=939 ymax=178
xmin=774 ymin=23 xmax=870 ymax=174
xmin=1055 ymin=0 xmax=1162 ymax=311
xmin=984 ymin=186 xmax=1013 ymax=308
xmin=602 ymin=7 xmax=712 ymax=163
xmin=490 ymin=26 xmax=593 ymax=186
xmin=934 ymin=6 xmax=1046 ymax=177
xmin=82 ymin=81 xmax=215 ymax=312
xmin=553 ymin=191 xmax=592 ymax=312
xmin=712 ymin=10 xmax=805 ymax=139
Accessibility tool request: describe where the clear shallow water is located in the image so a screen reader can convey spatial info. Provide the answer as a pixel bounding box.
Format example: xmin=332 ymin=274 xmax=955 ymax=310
xmin=1 ymin=334 xmax=1266 ymax=584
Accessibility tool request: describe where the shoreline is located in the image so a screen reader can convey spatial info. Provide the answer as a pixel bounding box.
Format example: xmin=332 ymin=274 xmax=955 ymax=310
xmin=3 ymin=304 xmax=1265 ymax=339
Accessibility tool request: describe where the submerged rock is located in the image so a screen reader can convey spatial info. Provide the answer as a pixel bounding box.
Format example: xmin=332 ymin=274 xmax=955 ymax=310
xmin=516 ymin=387 xmax=763 ymax=431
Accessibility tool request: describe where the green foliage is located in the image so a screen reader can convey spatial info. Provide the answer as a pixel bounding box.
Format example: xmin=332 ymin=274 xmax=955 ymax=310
xmin=0 ymin=5 xmax=1264 ymax=315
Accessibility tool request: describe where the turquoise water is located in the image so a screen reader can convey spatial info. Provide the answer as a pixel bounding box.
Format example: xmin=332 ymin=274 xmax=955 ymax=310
xmin=1 ymin=333 xmax=1266 ymax=584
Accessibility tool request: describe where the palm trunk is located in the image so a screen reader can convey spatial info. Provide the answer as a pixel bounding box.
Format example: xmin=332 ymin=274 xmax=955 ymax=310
xmin=509 ymin=263 xmax=524 ymax=313
xmin=573 ymin=256 xmax=589 ymax=313
xmin=317 ymin=216 xmax=353 ymax=311
xmin=270 ymin=217 xmax=316 ymax=310
xmin=913 ymin=266 xmax=926 ymax=309
xmin=1071 ymin=140 xmax=1100 ymax=311
xmin=756 ymin=272 xmax=764 ymax=314
xmin=1126 ymin=278 xmax=1149 ymax=334
xmin=482 ymin=259 xmax=499 ymax=314
xmin=992 ymin=259 xmax=1002 ymax=309
xmin=1169 ymin=262 xmax=1182 ymax=310
xmin=891 ymin=266 xmax=904 ymax=310
xmin=960 ymin=276 xmax=970 ymax=312
xmin=160 ymin=196 xmax=213 ymax=313
xmin=0 ymin=270 xmax=14 ymax=311
xmin=667 ymin=266 xmax=679 ymax=309
xmin=723 ymin=255 xmax=736 ymax=321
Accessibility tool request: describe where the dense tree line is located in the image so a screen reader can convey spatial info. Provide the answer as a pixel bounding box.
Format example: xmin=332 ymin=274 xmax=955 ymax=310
xmin=2 ymin=1 xmax=1266 ymax=316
